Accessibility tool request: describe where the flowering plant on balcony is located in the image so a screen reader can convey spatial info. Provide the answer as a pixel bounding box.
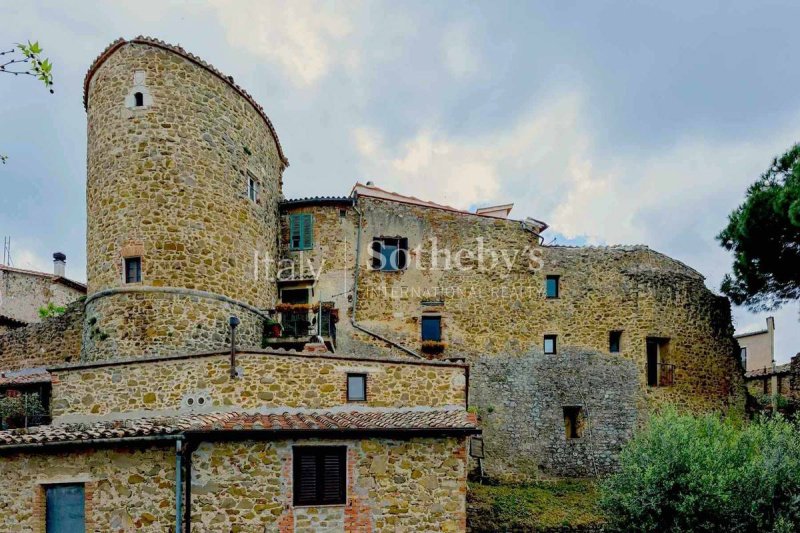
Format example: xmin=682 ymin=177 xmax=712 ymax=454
xmin=421 ymin=340 xmax=447 ymax=355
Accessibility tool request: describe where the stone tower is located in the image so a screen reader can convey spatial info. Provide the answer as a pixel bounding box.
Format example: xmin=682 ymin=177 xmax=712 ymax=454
xmin=82 ymin=38 xmax=288 ymax=361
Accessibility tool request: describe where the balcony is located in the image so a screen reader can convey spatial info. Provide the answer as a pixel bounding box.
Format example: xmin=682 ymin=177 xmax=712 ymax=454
xmin=265 ymin=302 xmax=338 ymax=351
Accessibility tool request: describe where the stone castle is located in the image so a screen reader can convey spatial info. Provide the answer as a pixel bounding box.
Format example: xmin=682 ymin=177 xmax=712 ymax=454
xmin=0 ymin=37 xmax=746 ymax=531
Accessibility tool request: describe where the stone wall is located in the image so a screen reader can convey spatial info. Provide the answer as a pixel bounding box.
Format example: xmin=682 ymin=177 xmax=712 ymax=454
xmin=0 ymin=268 xmax=84 ymax=325
xmin=84 ymin=40 xmax=283 ymax=361
xmin=190 ymin=437 xmax=467 ymax=532
xmin=0 ymin=445 xmax=175 ymax=531
xmin=52 ymin=351 xmax=466 ymax=420
xmin=281 ymin=197 xmax=747 ymax=479
xmin=0 ymin=299 xmax=84 ymax=372
xmin=470 ymin=347 xmax=639 ymax=479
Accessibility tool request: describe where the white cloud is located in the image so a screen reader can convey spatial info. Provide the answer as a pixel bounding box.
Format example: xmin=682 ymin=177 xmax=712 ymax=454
xmin=441 ymin=22 xmax=481 ymax=78
xmin=208 ymin=0 xmax=358 ymax=86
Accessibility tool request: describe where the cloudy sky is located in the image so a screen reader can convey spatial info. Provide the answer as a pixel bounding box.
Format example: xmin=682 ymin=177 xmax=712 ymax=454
xmin=1 ymin=0 xmax=798 ymax=361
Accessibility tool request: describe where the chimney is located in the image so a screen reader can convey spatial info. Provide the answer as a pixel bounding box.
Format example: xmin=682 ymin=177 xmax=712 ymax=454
xmin=53 ymin=252 xmax=66 ymax=277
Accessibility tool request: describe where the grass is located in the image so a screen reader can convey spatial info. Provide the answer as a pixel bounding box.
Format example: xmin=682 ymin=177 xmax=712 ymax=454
xmin=468 ymin=479 xmax=604 ymax=532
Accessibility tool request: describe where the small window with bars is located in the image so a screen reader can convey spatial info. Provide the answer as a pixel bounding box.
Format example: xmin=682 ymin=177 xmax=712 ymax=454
xmin=124 ymin=257 xmax=142 ymax=284
xmin=293 ymin=446 xmax=346 ymax=506
xmin=289 ymin=214 xmax=313 ymax=250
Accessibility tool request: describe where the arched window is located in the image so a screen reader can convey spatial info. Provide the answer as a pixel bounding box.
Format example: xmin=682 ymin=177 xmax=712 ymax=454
xmin=134 ymin=92 xmax=144 ymax=107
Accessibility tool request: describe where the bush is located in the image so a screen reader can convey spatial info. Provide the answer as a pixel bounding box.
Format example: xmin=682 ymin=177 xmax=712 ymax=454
xmin=600 ymin=409 xmax=800 ymax=532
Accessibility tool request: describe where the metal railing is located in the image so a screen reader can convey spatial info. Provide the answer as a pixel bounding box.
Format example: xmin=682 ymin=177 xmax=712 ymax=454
xmin=279 ymin=306 xmax=337 ymax=342
xmin=646 ymin=362 xmax=676 ymax=387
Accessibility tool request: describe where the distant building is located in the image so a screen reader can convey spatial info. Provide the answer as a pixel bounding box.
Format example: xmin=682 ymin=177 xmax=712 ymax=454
xmin=0 ymin=254 xmax=86 ymax=334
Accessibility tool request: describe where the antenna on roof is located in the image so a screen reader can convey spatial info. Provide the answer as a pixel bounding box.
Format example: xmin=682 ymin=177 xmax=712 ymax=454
xmin=2 ymin=236 xmax=11 ymax=266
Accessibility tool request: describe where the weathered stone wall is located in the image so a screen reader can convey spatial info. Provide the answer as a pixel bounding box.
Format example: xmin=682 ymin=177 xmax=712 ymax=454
xmin=81 ymin=290 xmax=266 ymax=362
xmin=191 ymin=437 xmax=467 ymax=532
xmin=0 ymin=299 xmax=84 ymax=372
xmin=0 ymin=446 xmax=175 ymax=531
xmin=284 ymin=197 xmax=747 ymax=479
xmin=0 ymin=268 xmax=84 ymax=325
xmin=470 ymin=348 xmax=639 ymax=479
xmin=84 ymin=40 xmax=283 ymax=361
xmin=52 ymin=351 xmax=466 ymax=420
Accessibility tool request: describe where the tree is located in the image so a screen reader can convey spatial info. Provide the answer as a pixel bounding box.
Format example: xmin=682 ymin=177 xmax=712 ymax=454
xmin=718 ymin=144 xmax=800 ymax=310
xmin=0 ymin=40 xmax=54 ymax=164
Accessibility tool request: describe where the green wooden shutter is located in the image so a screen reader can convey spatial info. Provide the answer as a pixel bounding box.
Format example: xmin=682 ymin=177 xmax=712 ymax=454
xmin=289 ymin=214 xmax=313 ymax=250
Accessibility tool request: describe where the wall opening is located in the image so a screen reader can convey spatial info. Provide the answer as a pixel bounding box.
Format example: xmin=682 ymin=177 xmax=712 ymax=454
xmin=134 ymin=92 xmax=144 ymax=107
xmin=646 ymin=337 xmax=673 ymax=386
xmin=563 ymin=406 xmax=584 ymax=439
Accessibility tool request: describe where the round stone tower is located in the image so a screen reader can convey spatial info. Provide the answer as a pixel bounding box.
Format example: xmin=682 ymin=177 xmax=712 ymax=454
xmin=82 ymin=37 xmax=288 ymax=361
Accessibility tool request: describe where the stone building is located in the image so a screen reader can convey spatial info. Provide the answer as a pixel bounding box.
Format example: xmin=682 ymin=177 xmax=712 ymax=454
xmin=0 ymin=255 xmax=85 ymax=334
xmin=735 ymin=316 xmax=775 ymax=373
xmin=0 ymin=36 xmax=746 ymax=530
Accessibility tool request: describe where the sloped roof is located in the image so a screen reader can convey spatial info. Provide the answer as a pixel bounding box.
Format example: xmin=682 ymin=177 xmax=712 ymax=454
xmin=0 ymin=264 xmax=86 ymax=292
xmin=0 ymin=409 xmax=479 ymax=449
xmin=745 ymin=363 xmax=791 ymax=378
xmin=0 ymin=369 xmax=51 ymax=387
xmin=84 ymin=36 xmax=289 ymax=168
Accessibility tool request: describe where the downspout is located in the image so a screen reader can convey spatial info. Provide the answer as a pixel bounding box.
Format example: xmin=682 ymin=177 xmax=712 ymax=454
xmin=183 ymin=440 xmax=194 ymax=532
xmin=350 ymin=194 xmax=423 ymax=359
xmin=175 ymin=438 xmax=183 ymax=533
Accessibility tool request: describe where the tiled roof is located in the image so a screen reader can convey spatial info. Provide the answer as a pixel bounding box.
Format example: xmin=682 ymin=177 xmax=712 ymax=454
xmin=0 ymin=264 xmax=86 ymax=292
xmin=84 ymin=37 xmax=289 ymax=168
xmin=0 ymin=409 xmax=479 ymax=448
xmin=281 ymin=196 xmax=354 ymax=208
xmin=0 ymin=369 xmax=51 ymax=387
xmin=745 ymin=363 xmax=791 ymax=378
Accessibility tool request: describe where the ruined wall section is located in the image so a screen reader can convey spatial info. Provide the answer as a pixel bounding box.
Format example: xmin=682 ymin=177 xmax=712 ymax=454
xmin=0 ymin=269 xmax=84 ymax=326
xmin=84 ymin=41 xmax=283 ymax=362
xmin=0 ymin=299 xmax=84 ymax=372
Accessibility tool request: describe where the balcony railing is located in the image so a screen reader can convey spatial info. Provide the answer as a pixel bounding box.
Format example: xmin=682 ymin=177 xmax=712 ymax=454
xmin=646 ymin=362 xmax=676 ymax=387
xmin=277 ymin=304 xmax=337 ymax=344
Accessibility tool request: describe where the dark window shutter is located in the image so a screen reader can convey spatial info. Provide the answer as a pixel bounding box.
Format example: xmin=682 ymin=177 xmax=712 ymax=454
xmin=296 ymin=453 xmax=318 ymax=504
xmin=301 ymin=214 xmax=313 ymax=249
xmin=322 ymin=452 xmax=345 ymax=504
xmin=398 ymin=238 xmax=408 ymax=270
xmin=371 ymin=240 xmax=382 ymax=269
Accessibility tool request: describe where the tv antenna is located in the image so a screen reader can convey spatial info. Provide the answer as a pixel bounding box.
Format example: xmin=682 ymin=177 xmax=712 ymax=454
xmin=2 ymin=236 xmax=11 ymax=266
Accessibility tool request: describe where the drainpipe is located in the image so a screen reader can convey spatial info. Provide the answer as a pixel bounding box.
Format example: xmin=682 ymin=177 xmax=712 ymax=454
xmin=350 ymin=195 xmax=423 ymax=359
xmin=175 ymin=438 xmax=183 ymax=533
xmin=229 ymin=316 xmax=240 ymax=379
xmin=183 ymin=440 xmax=194 ymax=532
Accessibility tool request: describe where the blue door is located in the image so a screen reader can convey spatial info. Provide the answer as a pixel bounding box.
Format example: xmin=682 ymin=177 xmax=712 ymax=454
xmin=46 ymin=484 xmax=85 ymax=533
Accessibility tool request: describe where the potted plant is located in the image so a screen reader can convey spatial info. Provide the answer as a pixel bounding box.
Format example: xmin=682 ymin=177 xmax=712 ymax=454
xmin=421 ymin=340 xmax=447 ymax=356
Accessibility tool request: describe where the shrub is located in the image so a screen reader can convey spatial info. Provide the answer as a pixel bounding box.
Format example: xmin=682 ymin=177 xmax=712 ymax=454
xmin=600 ymin=409 xmax=800 ymax=532
xmin=38 ymin=302 xmax=66 ymax=318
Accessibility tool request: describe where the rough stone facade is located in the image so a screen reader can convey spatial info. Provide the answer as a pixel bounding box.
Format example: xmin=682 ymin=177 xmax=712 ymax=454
xmin=280 ymin=194 xmax=746 ymax=478
xmin=0 ymin=265 xmax=85 ymax=327
xmin=84 ymin=39 xmax=284 ymax=361
xmin=51 ymin=351 xmax=466 ymax=420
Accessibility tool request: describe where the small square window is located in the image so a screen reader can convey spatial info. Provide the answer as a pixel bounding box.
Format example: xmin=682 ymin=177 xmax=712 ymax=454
xmin=609 ymin=331 xmax=622 ymax=353
xmin=421 ymin=315 xmax=441 ymax=342
xmin=248 ymin=177 xmax=258 ymax=202
xmin=545 ymin=275 xmax=559 ymax=298
xmin=293 ymin=446 xmax=346 ymax=506
xmin=563 ymin=406 xmax=584 ymax=439
xmin=124 ymin=257 xmax=141 ymax=284
xmin=371 ymin=238 xmax=408 ymax=272
xmin=347 ymin=374 xmax=366 ymax=402
xmin=544 ymin=334 xmax=557 ymax=354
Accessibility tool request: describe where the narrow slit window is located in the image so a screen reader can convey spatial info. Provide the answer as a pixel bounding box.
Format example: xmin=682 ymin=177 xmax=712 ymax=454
xmin=124 ymin=257 xmax=142 ymax=284
xmin=134 ymin=92 xmax=144 ymax=107
xmin=544 ymin=334 xmax=557 ymax=354
xmin=293 ymin=446 xmax=346 ymax=506
xmin=609 ymin=331 xmax=622 ymax=353
xmin=347 ymin=374 xmax=366 ymax=402
xmin=248 ymin=176 xmax=258 ymax=202
xmin=545 ymin=275 xmax=559 ymax=298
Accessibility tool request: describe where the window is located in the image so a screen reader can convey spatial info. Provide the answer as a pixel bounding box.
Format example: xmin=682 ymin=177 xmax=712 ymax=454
xmin=740 ymin=347 xmax=747 ymax=368
xmin=347 ymin=374 xmax=366 ymax=402
xmin=371 ymin=237 xmax=408 ymax=272
xmin=544 ymin=334 xmax=557 ymax=354
xmin=563 ymin=406 xmax=584 ymax=439
xmin=281 ymin=288 xmax=310 ymax=304
xmin=248 ymin=176 xmax=258 ymax=202
xmin=646 ymin=338 xmax=672 ymax=387
xmin=609 ymin=331 xmax=622 ymax=353
xmin=293 ymin=446 xmax=346 ymax=506
xmin=545 ymin=275 xmax=559 ymax=298
xmin=421 ymin=315 xmax=441 ymax=342
xmin=289 ymin=214 xmax=313 ymax=250
xmin=134 ymin=92 xmax=144 ymax=107
xmin=46 ymin=484 xmax=85 ymax=532
xmin=124 ymin=257 xmax=141 ymax=283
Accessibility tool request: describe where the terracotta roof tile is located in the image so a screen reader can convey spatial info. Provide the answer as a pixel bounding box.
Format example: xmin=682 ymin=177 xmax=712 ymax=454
xmin=745 ymin=363 xmax=791 ymax=378
xmin=0 ymin=369 xmax=51 ymax=387
xmin=0 ymin=409 xmax=479 ymax=448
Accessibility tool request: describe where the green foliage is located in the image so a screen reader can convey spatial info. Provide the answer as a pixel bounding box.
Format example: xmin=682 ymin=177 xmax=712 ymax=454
xmin=600 ymin=409 xmax=800 ymax=532
xmin=0 ymin=392 xmax=45 ymax=428
xmin=718 ymin=144 xmax=800 ymax=309
xmin=38 ymin=302 xmax=66 ymax=319
xmin=468 ymin=479 xmax=604 ymax=532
